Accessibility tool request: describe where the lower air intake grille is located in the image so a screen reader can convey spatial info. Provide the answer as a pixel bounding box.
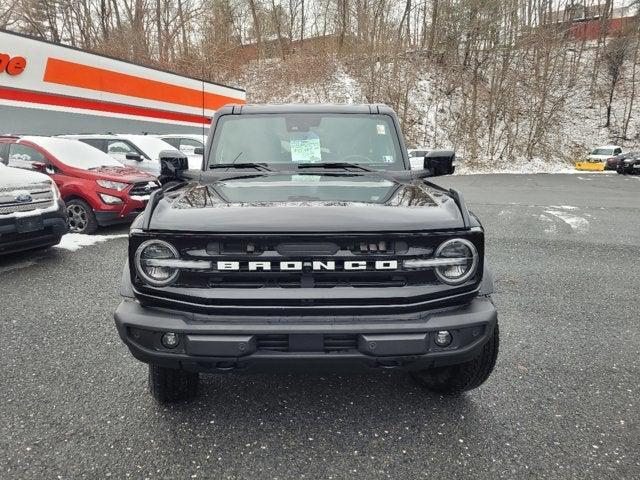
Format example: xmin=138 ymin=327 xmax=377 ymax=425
xmin=256 ymin=334 xmax=289 ymax=352
xmin=255 ymin=334 xmax=358 ymax=352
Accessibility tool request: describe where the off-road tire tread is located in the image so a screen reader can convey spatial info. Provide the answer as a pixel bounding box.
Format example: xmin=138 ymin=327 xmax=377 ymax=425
xmin=148 ymin=364 xmax=199 ymax=403
xmin=412 ymin=323 xmax=499 ymax=394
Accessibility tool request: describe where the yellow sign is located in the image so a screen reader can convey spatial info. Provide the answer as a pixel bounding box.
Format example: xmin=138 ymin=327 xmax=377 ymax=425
xmin=575 ymin=161 xmax=605 ymax=171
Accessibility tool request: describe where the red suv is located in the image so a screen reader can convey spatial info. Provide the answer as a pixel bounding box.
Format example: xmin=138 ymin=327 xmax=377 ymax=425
xmin=0 ymin=136 xmax=160 ymax=234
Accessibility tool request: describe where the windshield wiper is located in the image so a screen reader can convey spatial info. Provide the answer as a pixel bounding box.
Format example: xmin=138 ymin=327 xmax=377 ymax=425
xmin=209 ymin=163 xmax=272 ymax=172
xmin=296 ymin=162 xmax=376 ymax=172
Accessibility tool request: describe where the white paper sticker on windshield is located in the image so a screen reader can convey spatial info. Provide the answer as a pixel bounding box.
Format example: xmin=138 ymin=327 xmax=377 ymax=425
xmin=290 ymin=138 xmax=322 ymax=163
xmin=376 ymin=124 xmax=386 ymax=135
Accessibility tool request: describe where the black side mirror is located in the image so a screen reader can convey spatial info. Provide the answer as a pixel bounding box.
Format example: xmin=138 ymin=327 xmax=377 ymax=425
xmin=159 ymin=150 xmax=188 ymax=181
xmin=125 ymin=152 xmax=143 ymax=162
xmin=194 ymin=147 xmax=204 ymax=156
xmin=424 ymin=150 xmax=456 ymax=176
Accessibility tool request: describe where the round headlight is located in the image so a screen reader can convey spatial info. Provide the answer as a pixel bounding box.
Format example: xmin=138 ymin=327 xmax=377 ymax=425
xmin=134 ymin=240 xmax=180 ymax=286
xmin=434 ymin=238 xmax=478 ymax=285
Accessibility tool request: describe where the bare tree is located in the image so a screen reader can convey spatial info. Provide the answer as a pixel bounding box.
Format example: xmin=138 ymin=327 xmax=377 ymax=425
xmin=603 ymin=35 xmax=629 ymax=128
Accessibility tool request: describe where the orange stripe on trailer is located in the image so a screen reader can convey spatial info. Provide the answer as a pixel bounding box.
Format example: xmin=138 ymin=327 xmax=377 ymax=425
xmin=0 ymin=86 xmax=210 ymax=124
xmin=43 ymin=57 xmax=244 ymax=111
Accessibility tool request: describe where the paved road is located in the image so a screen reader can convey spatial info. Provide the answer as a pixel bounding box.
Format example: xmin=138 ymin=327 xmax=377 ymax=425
xmin=1 ymin=174 xmax=638 ymax=479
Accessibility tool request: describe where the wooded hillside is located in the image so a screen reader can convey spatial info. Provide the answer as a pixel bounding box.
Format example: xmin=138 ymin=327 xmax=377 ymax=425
xmin=3 ymin=1 xmax=640 ymax=168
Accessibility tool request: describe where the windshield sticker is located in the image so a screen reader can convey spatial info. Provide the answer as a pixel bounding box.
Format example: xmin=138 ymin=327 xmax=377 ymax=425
xmin=376 ymin=124 xmax=386 ymax=135
xmin=382 ymin=155 xmax=394 ymax=163
xmin=290 ymin=138 xmax=322 ymax=163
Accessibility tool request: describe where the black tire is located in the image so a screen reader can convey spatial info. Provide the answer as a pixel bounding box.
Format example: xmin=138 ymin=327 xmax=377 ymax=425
xmin=148 ymin=364 xmax=199 ymax=403
xmin=411 ymin=323 xmax=499 ymax=394
xmin=66 ymin=199 xmax=98 ymax=234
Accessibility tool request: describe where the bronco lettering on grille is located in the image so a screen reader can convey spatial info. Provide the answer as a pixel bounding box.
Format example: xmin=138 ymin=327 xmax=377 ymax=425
xmin=215 ymin=260 xmax=399 ymax=271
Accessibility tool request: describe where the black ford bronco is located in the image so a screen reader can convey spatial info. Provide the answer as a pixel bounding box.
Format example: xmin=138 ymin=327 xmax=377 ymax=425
xmin=114 ymin=104 xmax=498 ymax=403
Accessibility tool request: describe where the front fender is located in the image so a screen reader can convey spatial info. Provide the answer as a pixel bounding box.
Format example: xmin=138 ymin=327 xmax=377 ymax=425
xmin=120 ymin=259 xmax=135 ymax=298
xmin=479 ymin=260 xmax=495 ymax=296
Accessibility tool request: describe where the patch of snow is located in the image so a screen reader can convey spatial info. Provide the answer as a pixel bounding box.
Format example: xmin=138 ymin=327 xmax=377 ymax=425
xmin=539 ymin=214 xmax=558 ymax=234
xmin=456 ymin=157 xmax=577 ymax=175
xmin=544 ymin=209 xmax=590 ymax=233
xmin=550 ymin=205 xmax=578 ymax=210
xmin=55 ymin=233 xmax=128 ymax=252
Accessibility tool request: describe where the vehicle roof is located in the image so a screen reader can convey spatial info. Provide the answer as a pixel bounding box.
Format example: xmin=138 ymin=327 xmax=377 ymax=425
xmin=117 ymin=134 xmax=165 ymax=139
xmin=18 ymin=135 xmax=80 ymax=145
xmin=155 ymin=134 xmax=206 ymax=139
xmin=593 ymin=145 xmax=623 ymax=149
xmin=59 ymin=134 xmax=121 ymax=139
xmin=217 ymin=103 xmax=395 ymax=115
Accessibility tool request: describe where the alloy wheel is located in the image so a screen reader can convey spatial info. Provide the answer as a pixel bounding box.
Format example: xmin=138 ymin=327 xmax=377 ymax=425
xmin=67 ymin=204 xmax=88 ymax=232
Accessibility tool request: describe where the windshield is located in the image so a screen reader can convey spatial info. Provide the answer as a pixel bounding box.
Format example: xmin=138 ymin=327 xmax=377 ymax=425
xmin=208 ymin=114 xmax=405 ymax=170
xmin=120 ymin=136 xmax=179 ymax=160
xmin=590 ymin=148 xmax=615 ymax=156
xmin=22 ymin=137 xmax=123 ymax=170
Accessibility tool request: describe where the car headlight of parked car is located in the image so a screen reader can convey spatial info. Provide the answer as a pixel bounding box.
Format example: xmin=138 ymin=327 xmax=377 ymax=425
xmin=404 ymin=238 xmax=478 ymax=285
xmin=134 ymin=240 xmax=181 ymax=286
xmin=96 ymin=180 xmax=129 ymax=191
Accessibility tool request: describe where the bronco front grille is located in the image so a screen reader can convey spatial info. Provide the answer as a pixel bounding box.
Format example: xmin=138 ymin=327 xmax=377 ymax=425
xmin=131 ymin=232 xmax=484 ymax=291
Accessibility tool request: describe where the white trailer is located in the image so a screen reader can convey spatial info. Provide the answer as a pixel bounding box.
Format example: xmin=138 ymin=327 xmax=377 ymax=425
xmin=0 ymin=29 xmax=246 ymax=135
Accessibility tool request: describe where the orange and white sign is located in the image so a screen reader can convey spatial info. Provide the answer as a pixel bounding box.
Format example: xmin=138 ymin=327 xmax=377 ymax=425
xmin=0 ymin=30 xmax=245 ymax=128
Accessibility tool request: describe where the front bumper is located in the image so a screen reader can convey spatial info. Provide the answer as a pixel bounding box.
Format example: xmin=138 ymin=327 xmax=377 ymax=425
xmin=92 ymin=188 xmax=150 ymax=226
xmin=114 ymin=296 xmax=498 ymax=373
xmin=95 ymin=209 xmax=144 ymax=226
xmin=0 ymin=199 xmax=68 ymax=254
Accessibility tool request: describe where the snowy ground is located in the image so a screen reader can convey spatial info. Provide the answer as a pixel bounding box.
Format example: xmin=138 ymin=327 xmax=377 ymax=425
xmin=55 ymin=233 xmax=128 ymax=252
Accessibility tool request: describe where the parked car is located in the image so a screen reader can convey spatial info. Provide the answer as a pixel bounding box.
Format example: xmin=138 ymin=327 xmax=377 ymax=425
xmin=155 ymin=134 xmax=206 ymax=154
xmin=605 ymin=151 xmax=636 ymax=171
xmin=588 ymin=145 xmax=623 ymax=162
xmin=114 ymin=104 xmax=498 ymax=403
xmin=154 ymin=134 xmax=206 ymax=169
xmin=576 ymin=145 xmax=623 ymax=171
xmin=60 ymin=133 xmax=150 ymax=164
xmin=1 ymin=136 xmax=160 ymax=234
xmin=0 ymin=160 xmax=67 ymax=254
xmin=118 ymin=134 xmax=192 ymax=175
xmin=60 ymin=134 xmax=186 ymax=175
xmin=616 ymin=152 xmax=640 ymax=175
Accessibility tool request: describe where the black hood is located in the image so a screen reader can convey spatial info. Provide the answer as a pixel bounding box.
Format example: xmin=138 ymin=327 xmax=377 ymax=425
xmin=147 ymin=172 xmax=465 ymax=233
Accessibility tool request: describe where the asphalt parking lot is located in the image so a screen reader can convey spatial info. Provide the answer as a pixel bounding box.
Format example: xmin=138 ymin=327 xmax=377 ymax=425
xmin=1 ymin=173 xmax=638 ymax=479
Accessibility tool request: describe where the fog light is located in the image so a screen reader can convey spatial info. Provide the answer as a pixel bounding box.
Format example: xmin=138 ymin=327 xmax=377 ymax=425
xmin=161 ymin=332 xmax=179 ymax=348
xmin=98 ymin=193 xmax=124 ymax=205
xmin=434 ymin=330 xmax=452 ymax=347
